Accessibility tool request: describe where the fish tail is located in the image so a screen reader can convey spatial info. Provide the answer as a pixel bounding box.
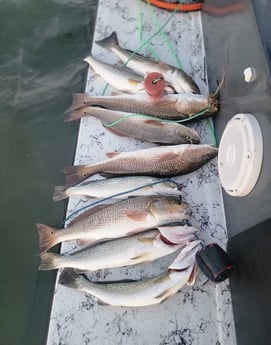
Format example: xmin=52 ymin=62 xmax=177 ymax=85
xmin=37 ymin=223 xmax=59 ymax=253
xmin=65 ymin=107 xmax=89 ymax=122
xmin=39 ymin=252 xmax=62 ymax=270
xmin=63 ymin=165 xmax=99 ymax=185
xmin=95 ymin=31 xmax=119 ymax=50
xmin=52 ymin=186 xmax=69 ymax=202
xmin=65 ymin=93 xmax=92 ymax=113
xmin=58 ymin=268 xmax=80 ymax=289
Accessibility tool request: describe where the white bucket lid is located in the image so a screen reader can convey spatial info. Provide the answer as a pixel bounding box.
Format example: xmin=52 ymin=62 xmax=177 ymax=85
xmin=218 ymin=113 xmax=263 ymax=197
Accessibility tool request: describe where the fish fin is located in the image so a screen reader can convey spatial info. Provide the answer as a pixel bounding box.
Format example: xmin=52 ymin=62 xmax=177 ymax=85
xmin=37 ymin=223 xmax=59 ymax=253
xmin=130 ymin=252 xmax=151 ymax=261
xmin=126 ymin=210 xmax=149 ymax=221
xmin=65 ymin=93 xmax=92 ymax=113
xmin=58 ymin=268 xmax=79 ymax=289
xmin=63 ymin=165 xmax=98 ymax=185
xmin=65 ymin=108 xmax=89 ymax=122
xmin=39 ymin=252 xmax=61 ymax=270
xmin=137 ymin=236 xmax=155 ymax=245
xmin=52 ymin=186 xmax=68 ymax=202
xmin=187 ymin=264 xmax=197 ymax=286
xmin=95 ymin=31 xmax=119 ymax=50
xmin=159 ymin=152 xmax=179 ymax=161
xmin=105 ymin=126 xmax=128 ymax=138
xmin=97 ymin=299 xmax=111 ymax=306
xmin=77 ymin=238 xmax=96 ymax=247
xmin=128 ymin=78 xmax=141 ymax=87
xmin=106 ymin=152 xmax=121 ymax=158
xmin=69 ymin=204 xmax=111 ymax=226
xmin=155 ymin=287 xmax=176 ymax=301
xmin=111 ymin=91 xmax=125 ymax=96
xmin=158 ymin=61 xmax=171 ymax=73
xmin=144 ymin=119 xmax=166 ymax=127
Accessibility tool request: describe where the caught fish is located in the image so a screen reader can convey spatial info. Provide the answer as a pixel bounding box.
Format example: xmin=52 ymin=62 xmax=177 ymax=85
xmin=63 ymin=144 xmax=218 ymax=185
xmin=84 ymin=56 xmax=175 ymax=95
xmin=39 ymin=226 xmax=198 ymax=271
xmin=65 ymin=106 xmax=201 ymax=145
xmin=84 ymin=55 xmax=144 ymax=93
xmin=58 ymin=240 xmax=202 ymax=307
xmin=95 ymin=31 xmax=200 ymax=94
xmin=37 ymin=196 xmax=191 ymax=253
xmin=53 ymin=176 xmax=183 ymax=202
xmin=66 ymin=92 xmax=217 ymax=121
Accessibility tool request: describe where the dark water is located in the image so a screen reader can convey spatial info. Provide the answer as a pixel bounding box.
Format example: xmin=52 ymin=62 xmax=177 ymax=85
xmin=0 ymin=1 xmax=97 ymax=344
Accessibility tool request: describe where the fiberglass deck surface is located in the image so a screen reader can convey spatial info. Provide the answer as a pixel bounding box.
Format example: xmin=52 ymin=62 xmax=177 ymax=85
xmin=46 ymin=1 xmax=236 ymax=344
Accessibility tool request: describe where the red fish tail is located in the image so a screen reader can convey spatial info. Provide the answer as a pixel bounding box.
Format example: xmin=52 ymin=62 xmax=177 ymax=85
xmin=37 ymin=223 xmax=59 ymax=253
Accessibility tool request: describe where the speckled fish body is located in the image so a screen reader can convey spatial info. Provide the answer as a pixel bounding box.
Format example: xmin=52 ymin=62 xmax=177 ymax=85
xmin=63 ymin=144 xmax=218 ymax=185
xmin=37 ymin=196 xmax=191 ymax=253
xmin=84 ymin=55 xmax=145 ymax=93
xmin=65 ymin=106 xmax=201 ymax=144
xmin=95 ymin=31 xmax=200 ymax=94
xmin=58 ymin=241 xmax=202 ymax=307
xmin=53 ymin=176 xmax=183 ymax=202
xmin=67 ymin=92 xmax=217 ymax=120
xmin=39 ymin=228 xmax=196 ymax=271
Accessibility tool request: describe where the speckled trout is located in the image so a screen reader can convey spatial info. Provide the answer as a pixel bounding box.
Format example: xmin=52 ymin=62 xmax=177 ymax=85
xmin=65 ymin=106 xmax=200 ymax=144
xmin=63 ymin=144 xmax=218 ymax=185
xmin=39 ymin=226 xmax=199 ymax=271
xmin=95 ymin=31 xmax=200 ymax=94
xmin=53 ymin=176 xmax=183 ymax=202
xmin=84 ymin=55 xmax=174 ymax=94
xmin=37 ymin=196 xmax=191 ymax=253
xmin=58 ymin=240 xmax=202 ymax=307
xmin=66 ymin=92 xmax=217 ymax=120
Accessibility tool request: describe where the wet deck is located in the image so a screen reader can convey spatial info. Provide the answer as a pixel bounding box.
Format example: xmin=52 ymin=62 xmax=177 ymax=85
xmin=46 ymin=1 xmax=236 ymax=344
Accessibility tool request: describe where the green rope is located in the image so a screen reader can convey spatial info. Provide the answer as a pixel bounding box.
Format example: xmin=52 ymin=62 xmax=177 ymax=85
xmin=207 ymin=118 xmax=217 ymax=147
xmin=139 ymin=0 xmax=160 ymax=61
xmin=103 ymin=106 xmax=211 ymax=128
xmin=146 ymin=0 xmax=183 ymax=70
xmin=102 ymin=3 xmax=181 ymax=96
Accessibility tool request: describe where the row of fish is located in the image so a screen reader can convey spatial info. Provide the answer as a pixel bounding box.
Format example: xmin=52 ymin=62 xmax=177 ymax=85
xmin=37 ymin=29 xmax=219 ymax=307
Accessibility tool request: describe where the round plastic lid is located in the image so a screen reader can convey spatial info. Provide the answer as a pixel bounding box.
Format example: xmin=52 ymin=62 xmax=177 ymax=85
xmin=218 ymin=113 xmax=263 ymax=197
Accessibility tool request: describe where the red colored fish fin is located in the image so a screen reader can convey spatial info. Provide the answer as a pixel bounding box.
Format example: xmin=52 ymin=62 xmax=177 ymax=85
xmin=65 ymin=93 xmax=92 ymax=113
xmin=63 ymin=165 xmax=98 ymax=185
xmin=65 ymin=108 xmax=89 ymax=122
xmin=37 ymin=223 xmax=59 ymax=253
xmin=106 ymin=152 xmax=121 ymax=158
xmin=159 ymin=152 xmax=179 ymax=161
xmin=126 ymin=210 xmax=149 ymax=221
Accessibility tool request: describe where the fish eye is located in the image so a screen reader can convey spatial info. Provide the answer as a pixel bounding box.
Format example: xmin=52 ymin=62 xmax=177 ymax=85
xmin=186 ymin=136 xmax=192 ymax=143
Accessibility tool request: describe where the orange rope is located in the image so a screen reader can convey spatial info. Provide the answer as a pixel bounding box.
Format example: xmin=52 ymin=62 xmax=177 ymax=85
xmin=143 ymin=0 xmax=204 ymax=12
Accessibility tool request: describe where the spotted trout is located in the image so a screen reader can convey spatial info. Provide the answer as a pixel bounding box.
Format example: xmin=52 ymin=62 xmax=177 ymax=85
xmin=58 ymin=240 xmax=202 ymax=307
xmin=65 ymin=106 xmax=200 ymax=144
xmin=37 ymin=196 xmax=191 ymax=253
xmin=95 ymin=31 xmax=200 ymax=94
xmin=39 ymin=226 xmax=198 ymax=271
xmin=66 ymin=92 xmax=217 ymax=120
xmin=63 ymin=144 xmax=218 ymax=185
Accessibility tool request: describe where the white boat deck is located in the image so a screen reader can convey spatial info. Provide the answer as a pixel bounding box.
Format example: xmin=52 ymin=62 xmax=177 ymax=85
xmin=46 ymin=1 xmax=237 ymax=344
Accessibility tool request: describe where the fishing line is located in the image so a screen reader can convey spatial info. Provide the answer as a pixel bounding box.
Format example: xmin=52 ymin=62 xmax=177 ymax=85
xmin=101 ymin=3 xmax=181 ymax=96
xmin=145 ymin=0 xmax=183 ymax=70
xmin=139 ymin=0 xmax=160 ymax=61
xmin=103 ymin=105 xmax=211 ymax=127
xmin=61 ymin=178 xmax=181 ymax=227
